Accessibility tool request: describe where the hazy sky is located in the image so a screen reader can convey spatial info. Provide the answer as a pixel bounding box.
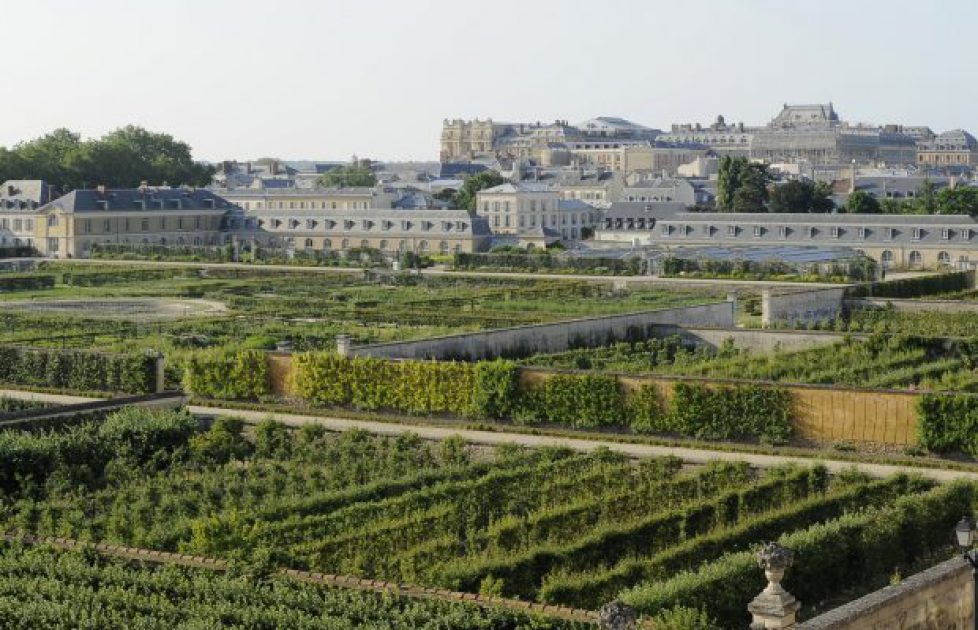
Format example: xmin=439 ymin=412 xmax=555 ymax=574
xmin=4 ymin=0 xmax=975 ymax=162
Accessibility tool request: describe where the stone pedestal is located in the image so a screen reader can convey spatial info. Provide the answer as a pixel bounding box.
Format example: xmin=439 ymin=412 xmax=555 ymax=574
xmin=749 ymin=542 xmax=800 ymax=629
xmin=335 ymin=335 xmax=351 ymax=358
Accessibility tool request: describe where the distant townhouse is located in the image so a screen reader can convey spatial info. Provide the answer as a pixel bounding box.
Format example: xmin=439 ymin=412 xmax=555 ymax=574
xmin=34 ymin=185 xmax=231 ymax=258
xmin=917 ymin=130 xmax=978 ymax=168
xmin=619 ymin=178 xmax=712 ymax=206
xmin=0 ymin=180 xmax=55 ymax=252
xmin=475 ymin=183 xmax=598 ymax=240
xmin=595 ymin=209 xmax=978 ymax=269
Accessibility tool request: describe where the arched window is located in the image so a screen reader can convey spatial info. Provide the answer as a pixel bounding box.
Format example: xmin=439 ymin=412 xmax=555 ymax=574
xmin=909 ymin=250 xmax=922 ymax=267
xmin=305 ymin=238 xmax=314 ymax=249
xmin=341 ymin=238 xmax=350 ymax=249
xmin=193 ymin=237 xmax=202 ymax=246
xmin=360 ymin=239 xmax=369 ymax=249
xmin=881 ymin=250 xmax=893 ymax=263
xmin=323 ymin=239 xmax=332 ymax=250
xmin=418 ymin=240 xmax=429 ymax=252
xmin=938 ymin=251 xmax=951 ymax=265
xmin=439 ymin=241 xmax=449 ymax=254
xmin=398 ymin=240 xmax=407 ymax=252
xmin=379 ymin=240 xmax=389 ymax=251
xmin=177 ymin=237 xmax=185 ymax=246
xmin=159 ymin=237 xmax=167 ymax=246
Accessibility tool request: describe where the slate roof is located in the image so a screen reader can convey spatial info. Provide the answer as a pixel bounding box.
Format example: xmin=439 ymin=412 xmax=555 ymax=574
xmin=41 ymin=188 xmax=234 ymax=213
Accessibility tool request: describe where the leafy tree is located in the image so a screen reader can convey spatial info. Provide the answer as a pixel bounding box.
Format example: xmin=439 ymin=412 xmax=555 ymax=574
xmin=936 ymin=187 xmax=978 ymax=216
xmin=844 ymin=190 xmax=881 ymax=214
xmin=919 ymin=178 xmax=937 ymax=214
xmin=454 ymin=170 xmax=506 ymax=213
xmin=769 ymin=180 xmax=836 ymax=213
xmin=0 ymin=126 xmax=213 ymax=191
xmin=317 ymin=164 xmax=377 ymax=188
xmin=717 ymin=156 xmax=770 ymax=212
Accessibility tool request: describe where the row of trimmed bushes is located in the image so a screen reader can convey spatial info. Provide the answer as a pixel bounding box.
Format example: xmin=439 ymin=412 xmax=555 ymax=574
xmin=847 ymin=270 xmax=974 ymax=298
xmin=253 ymin=354 xmax=793 ymax=442
xmin=0 ymin=346 xmax=157 ymax=394
xmin=916 ymin=392 xmax=978 ymax=456
xmin=0 ymin=274 xmax=55 ymax=292
xmin=60 ymin=268 xmax=194 ymax=287
xmin=539 ymin=474 xmax=918 ymax=609
xmin=431 ymin=466 xmax=828 ymax=598
xmin=619 ymin=479 xmax=973 ymax=628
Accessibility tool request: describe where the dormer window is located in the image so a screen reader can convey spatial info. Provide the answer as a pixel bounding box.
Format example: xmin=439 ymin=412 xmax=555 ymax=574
xmin=911 ymin=228 xmax=922 ymax=241
xmin=306 ymin=219 xmax=316 ymax=230
xmin=942 ymin=228 xmax=951 ymax=240
xmin=830 ymin=227 xmax=840 ymax=238
xmin=857 ymin=227 xmax=866 ymax=239
xmin=778 ymin=226 xmax=788 ymax=239
xmin=727 ymin=225 xmax=737 ymax=236
xmin=662 ymin=224 xmax=674 ymax=236
xmin=808 ymin=227 xmax=817 ymax=238
xmin=886 ymin=227 xmax=896 ymax=240
xmin=753 ymin=226 xmax=763 ymax=237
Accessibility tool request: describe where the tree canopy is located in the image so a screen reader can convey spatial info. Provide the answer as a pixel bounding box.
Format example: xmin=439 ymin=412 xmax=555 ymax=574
xmin=0 ymin=126 xmax=214 ymax=193
xmin=768 ymin=180 xmax=835 ymax=213
xmin=317 ymin=164 xmax=377 ymax=188
xmin=453 ymin=171 xmax=506 ymax=212
xmin=842 ymin=190 xmax=881 ymax=214
xmin=716 ymin=156 xmax=771 ymax=212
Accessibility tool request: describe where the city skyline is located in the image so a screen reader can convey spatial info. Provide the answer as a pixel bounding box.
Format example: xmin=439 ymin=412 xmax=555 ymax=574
xmin=3 ymin=0 xmax=975 ymax=161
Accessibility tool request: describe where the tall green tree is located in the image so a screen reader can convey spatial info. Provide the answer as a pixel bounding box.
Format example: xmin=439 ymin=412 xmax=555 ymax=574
xmin=716 ymin=156 xmax=771 ymax=212
xmin=843 ymin=190 xmax=881 ymax=214
xmin=768 ymin=179 xmax=835 ymax=213
xmin=936 ymin=186 xmax=978 ymax=216
xmin=0 ymin=126 xmax=213 ymax=191
xmin=454 ymin=171 xmax=506 ymax=212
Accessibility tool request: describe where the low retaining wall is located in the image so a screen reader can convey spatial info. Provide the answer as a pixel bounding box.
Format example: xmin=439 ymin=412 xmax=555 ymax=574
xmin=849 ymin=298 xmax=978 ymax=314
xmin=0 ymin=391 xmax=188 ymax=429
xmin=798 ymin=556 xmax=973 ymax=629
xmin=347 ymin=301 xmax=735 ymax=361
xmin=762 ymin=287 xmax=847 ymax=328
xmin=654 ymin=325 xmax=847 ymax=352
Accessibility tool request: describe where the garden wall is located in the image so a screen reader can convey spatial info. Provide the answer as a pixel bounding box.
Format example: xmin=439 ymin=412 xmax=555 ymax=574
xmin=653 ymin=325 xmax=847 ymax=352
xmin=343 ymin=301 xmax=735 ymax=361
xmin=797 ymin=556 xmax=973 ymax=630
xmin=848 ymin=298 xmax=978 ymax=314
xmin=762 ymin=287 xmax=847 ymax=328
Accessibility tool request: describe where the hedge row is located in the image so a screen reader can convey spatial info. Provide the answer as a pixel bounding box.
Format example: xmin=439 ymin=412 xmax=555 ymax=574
xmin=847 ymin=270 xmax=973 ymax=298
xmin=432 ymin=466 xmax=827 ymax=599
xmin=540 ymin=474 xmax=917 ymax=609
xmin=61 ymin=268 xmax=194 ymax=287
xmin=0 ymin=346 xmax=157 ymax=394
xmin=183 ymin=349 xmax=270 ymax=401
xmin=453 ymin=252 xmax=646 ymax=275
xmin=0 ymin=275 xmax=55 ymax=292
xmin=619 ymin=479 xmax=974 ymax=628
xmin=0 ymin=407 xmax=197 ymax=494
xmin=286 ymin=353 xmax=793 ymax=441
xmin=916 ymin=393 xmax=978 ymax=456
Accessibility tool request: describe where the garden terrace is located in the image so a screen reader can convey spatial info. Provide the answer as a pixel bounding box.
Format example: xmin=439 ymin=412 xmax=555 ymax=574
xmin=0 ymin=405 xmax=969 ymax=626
xmin=521 ymin=333 xmax=978 ymax=392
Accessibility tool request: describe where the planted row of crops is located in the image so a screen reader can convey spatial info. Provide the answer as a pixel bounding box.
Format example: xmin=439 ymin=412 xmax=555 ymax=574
xmin=1 ymin=406 xmax=969 ymax=626
xmin=0 ymin=544 xmax=580 ymax=629
xmin=524 ymin=333 xmax=978 ymax=392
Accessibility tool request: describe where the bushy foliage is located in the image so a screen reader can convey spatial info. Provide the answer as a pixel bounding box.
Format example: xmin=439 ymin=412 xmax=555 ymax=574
xmin=454 ymin=252 xmax=645 ymax=275
xmin=470 ymin=360 xmax=521 ymax=419
xmin=667 ymin=383 xmax=793 ymax=444
xmin=517 ymin=374 xmax=629 ymax=429
xmin=847 ymin=270 xmax=973 ymax=299
xmin=916 ymin=393 xmax=978 ymax=456
xmin=0 ymin=346 xmax=156 ymax=394
xmin=182 ymin=349 xmax=270 ymax=400
xmin=0 ymin=274 xmax=56 ymax=292
xmin=189 ymin=416 xmax=252 ymax=464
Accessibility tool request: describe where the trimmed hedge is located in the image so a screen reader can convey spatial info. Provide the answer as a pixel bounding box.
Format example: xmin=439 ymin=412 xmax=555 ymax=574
xmin=619 ymin=479 xmax=975 ymax=628
xmin=916 ymin=393 xmax=978 ymax=456
xmin=0 ymin=346 xmax=157 ymax=394
xmin=183 ymin=349 xmax=270 ymax=401
xmin=287 ymin=353 xmax=793 ymax=441
xmin=0 ymin=274 xmax=55 ymax=292
xmin=847 ymin=270 xmax=974 ymax=299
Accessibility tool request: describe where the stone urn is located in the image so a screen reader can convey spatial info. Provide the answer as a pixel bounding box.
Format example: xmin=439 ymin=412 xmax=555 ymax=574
xmin=749 ymin=542 xmax=801 ymax=629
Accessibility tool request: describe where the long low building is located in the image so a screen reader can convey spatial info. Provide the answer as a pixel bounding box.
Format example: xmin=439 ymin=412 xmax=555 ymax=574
xmin=224 ymin=206 xmax=491 ymax=254
xmin=595 ymin=207 xmax=978 ymax=269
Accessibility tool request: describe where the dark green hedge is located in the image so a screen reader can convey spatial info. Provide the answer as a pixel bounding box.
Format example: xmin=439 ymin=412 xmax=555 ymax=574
xmin=916 ymin=393 xmax=978 ymax=456
xmin=620 ymin=479 xmax=974 ymax=628
xmin=0 ymin=346 xmax=157 ymax=394
xmin=847 ymin=270 xmax=973 ymax=298
xmin=0 ymin=275 xmax=55 ymax=292
xmin=453 ymin=252 xmax=646 ymax=275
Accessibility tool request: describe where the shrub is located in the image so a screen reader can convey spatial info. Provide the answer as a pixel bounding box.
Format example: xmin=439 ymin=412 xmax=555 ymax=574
xmin=183 ymin=349 xmax=270 ymax=400
xmin=470 ymin=360 xmax=520 ymax=419
xmin=668 ymin=383 xmax=792 ymax=444
xmin=189 ymin=416 xmax=252 ymax=464
xmin=916 ymin=393 xmax=978 ymax=456
xmin=0 ymin=346 xmax=156 ymax=394
xmin=629 ymin=384 xmax=666 ymax=434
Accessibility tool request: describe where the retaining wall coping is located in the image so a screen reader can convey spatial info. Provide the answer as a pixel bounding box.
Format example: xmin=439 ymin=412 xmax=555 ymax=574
xmin=797 ymin=556 xmax=969 ymax=629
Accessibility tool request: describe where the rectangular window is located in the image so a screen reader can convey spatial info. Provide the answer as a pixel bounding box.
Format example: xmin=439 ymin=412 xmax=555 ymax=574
xmin=103 ymin=219 xmax=111 ymax=232
xmin=160 ymin=217 xmax=167 ymax=230
xmin=857 ymin=227 xmax=866 ymax=239
xmin=726 ymin=225 xmax=737 ymax=236
xmin=778 ymin=226 xmax=787 ymax=239
xmin=942 ymin=228 xmax=951 ymax=240
xmin=141 ymin=219 xmax=149 ymax=231
xmin=47 ymin=238 xmax=59 ymax=252
xmin=83 ymin=219 xmax=92 ymax=233
xmin=753 ymin=226 xmax=762 ymax=237
xmin=25 ymin=219 xmax=33 ymax=231
xmin=12 ymin=219 xmax=21 ymax=231
xmin=808 ymin=227 xmax=817 ymax=238
xmin=47 ymin=215 xmax=58 ymax=227
xmin=831 ymin=227 xmax=840 ymax=238
xmin=912 ymin=228 xmax=922 ymax=240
